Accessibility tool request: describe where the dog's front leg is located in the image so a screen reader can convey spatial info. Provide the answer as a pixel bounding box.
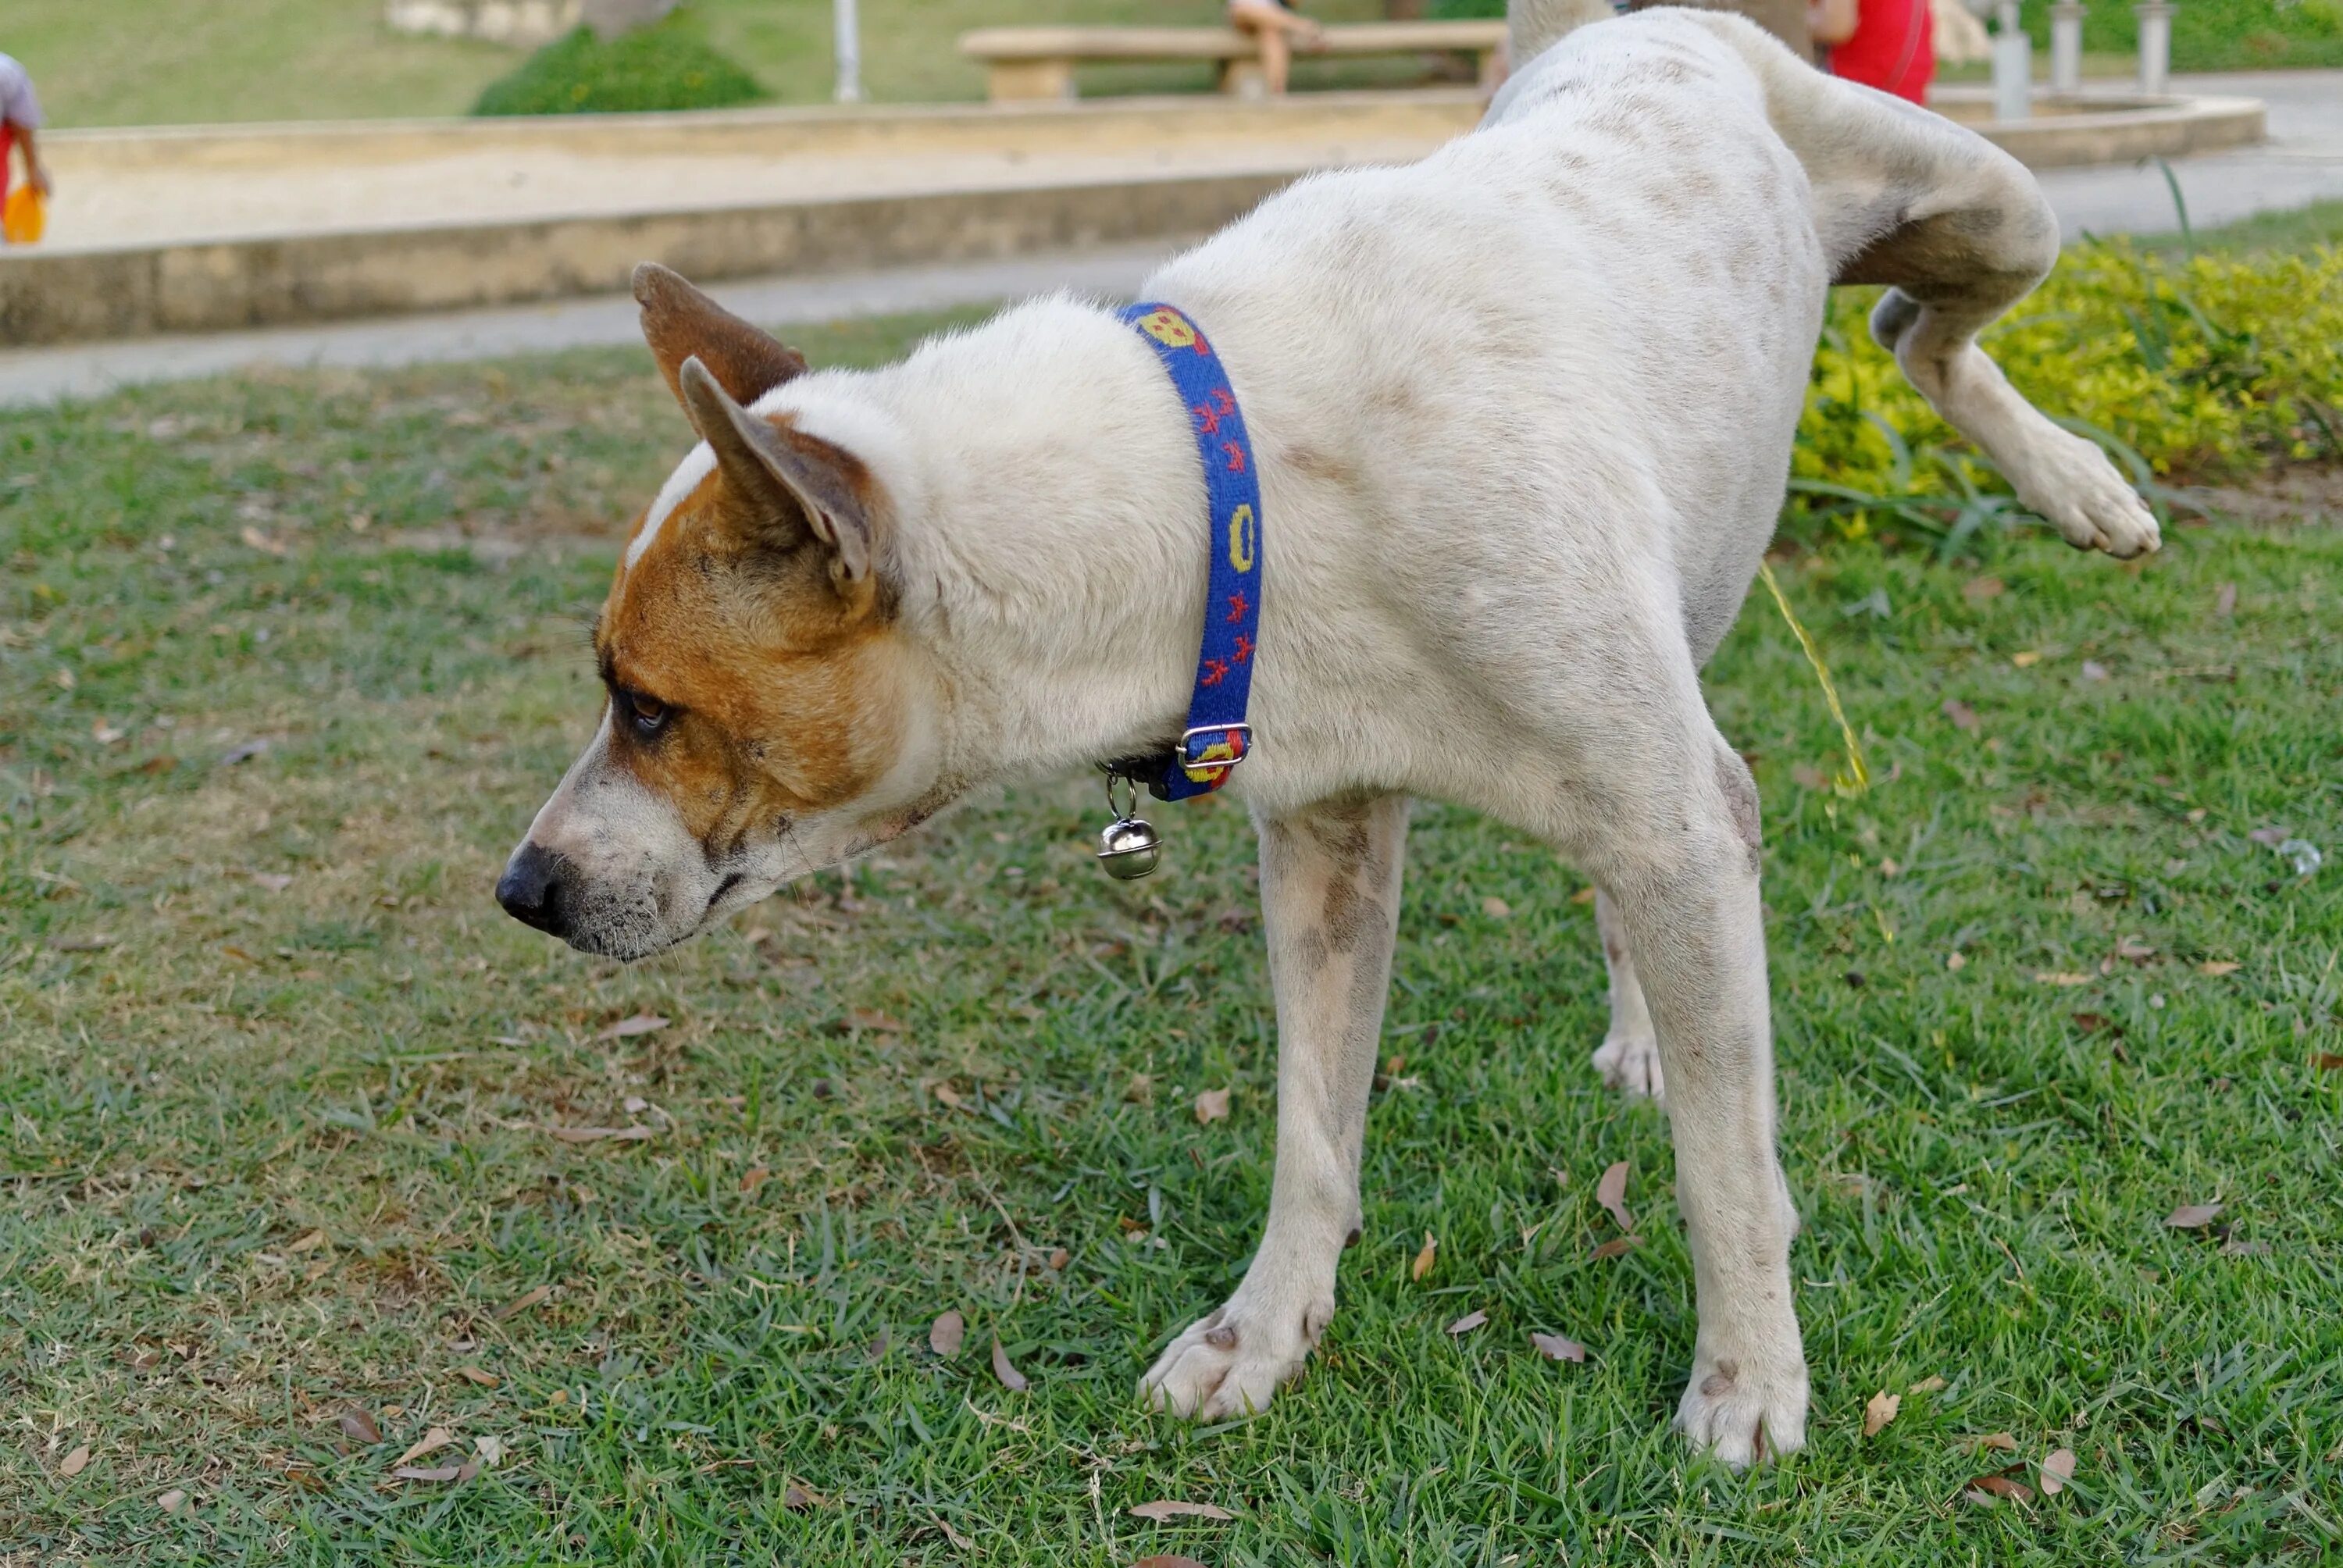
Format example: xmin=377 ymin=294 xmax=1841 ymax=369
xmin=1141 ymin=793 xmax=1407 ymax=1420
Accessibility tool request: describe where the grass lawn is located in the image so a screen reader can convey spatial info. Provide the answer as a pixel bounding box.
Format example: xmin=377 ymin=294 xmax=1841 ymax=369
xmin=4 ymin=285 xmax=2341 ymax=1565
xmin=9 ymin=0 xmax=1434 ymax=129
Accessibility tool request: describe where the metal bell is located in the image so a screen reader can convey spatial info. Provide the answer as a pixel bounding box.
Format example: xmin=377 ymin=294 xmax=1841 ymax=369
xmin=1097 ymin=815 xmax=1162 ymax=880
xmin=1096 ymin=770 xmax=1163 ymax=880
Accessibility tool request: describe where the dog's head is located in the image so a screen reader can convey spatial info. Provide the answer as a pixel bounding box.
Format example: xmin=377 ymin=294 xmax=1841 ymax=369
xmin=496 ymin=265 xmax=947 ymax=959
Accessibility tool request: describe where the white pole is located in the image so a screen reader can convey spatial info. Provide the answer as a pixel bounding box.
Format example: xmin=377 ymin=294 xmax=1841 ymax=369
xmin=834 ymin=0 xmax=865 ymax=103
xmin=1992 ymin=0 xmax=2032 ymax=121
xmin=2135 ymin=2 xmax=2173 ymax=95
xmin=2049 ymin=0 xmax=2084 ymax=93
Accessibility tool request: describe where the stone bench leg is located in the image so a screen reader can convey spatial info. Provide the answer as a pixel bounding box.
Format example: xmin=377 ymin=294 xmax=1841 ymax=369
xmin=986 ymin=58 xmax=1078 ymax=102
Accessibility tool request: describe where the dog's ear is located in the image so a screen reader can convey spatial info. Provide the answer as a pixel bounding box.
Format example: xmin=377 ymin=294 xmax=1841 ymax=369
xmin=634 ymin=262 xmax=808 ymax=409
xmin=678 ymin=356 xmax=878 ymax=601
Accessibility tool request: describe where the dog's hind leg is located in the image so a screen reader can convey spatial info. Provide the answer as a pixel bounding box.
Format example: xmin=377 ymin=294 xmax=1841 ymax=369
xmin=1700 ymin=15 xmax=2160 ymax=558
xmin=1141 ymin=793 xmax=1409 ymax=1421
xmin=1590 ymin=886 xmax=1666 ymax=1103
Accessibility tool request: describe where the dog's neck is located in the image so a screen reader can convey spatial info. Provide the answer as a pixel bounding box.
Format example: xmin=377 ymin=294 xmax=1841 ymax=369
xmin=786 ymin=297 xmax=1237 ymax=800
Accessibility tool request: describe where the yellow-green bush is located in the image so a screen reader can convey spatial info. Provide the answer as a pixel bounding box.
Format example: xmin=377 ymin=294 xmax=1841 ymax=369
xmin=1790 ymin=241 xmax=2343 ymax=547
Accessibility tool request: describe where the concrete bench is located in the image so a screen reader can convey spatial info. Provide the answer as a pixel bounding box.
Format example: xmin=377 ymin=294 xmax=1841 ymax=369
xmin=961 ymin=20 xmax=1509 ymax=104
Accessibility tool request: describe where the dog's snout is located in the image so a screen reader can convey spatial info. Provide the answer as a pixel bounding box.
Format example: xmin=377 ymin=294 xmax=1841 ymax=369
xmin=496 ymin=843 xmax=576 ymax=936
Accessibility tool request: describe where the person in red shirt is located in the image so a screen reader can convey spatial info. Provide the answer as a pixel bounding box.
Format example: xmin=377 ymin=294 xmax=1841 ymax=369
xmin=1811 ymin=0 xmax=1935 ymax=102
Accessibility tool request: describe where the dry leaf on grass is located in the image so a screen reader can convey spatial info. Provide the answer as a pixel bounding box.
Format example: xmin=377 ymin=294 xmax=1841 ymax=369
xmin=1962 ymin=1474 xmax=2034 ymax=1506
xmin=2035 ymin=971 xmax=2093 ymax=987
xmin=285 ymin=1228 xmax=327 ymax=1253
xmin=1863 ymin=1391 xmax=1900 ymax=1437
xmin=1589 ymin=1235 xmax=1642 ymax=1261
xmin=156 ymin=1488 xmax=188 ymax=1514
xmin=1972 ymin=1431 xmax=2019 ymax=1453
xmin=991 ymin=1335 xmax=1030 ymax=1392
xmin=249 ymin=871 xmax=294 ymax=893
xmin=932 ymin=1083 xmax=966 ymax=1110
xmin=1571 ymin=886 xmax=1597 ymax=904
xmin=930 ymin=1310 xmax=965 ymax=1357
xmin=1963 ymin=575 xmax=2005 ymax=603
xmin=2198 ymin=960 xmax=2241 ymax=976
xmin=1445 ymin=1310 xmax=1488 ymax=1336
xmin=1942 ymin=698 xmax=1979 ymax=732
xmin=847 ymin=1008 xmax=906 ymax=1034
xmin=472 ymin=1436 xmax=507 ymax=1466
xmin=393 ymin=1427 xmax=456 ymax=1467
xmin=1908 ymin=1374 xmax=1948 ymax=1395
xmin=2316 ymin=1053 xmax=2343 ymax=1071
xmin=783 ymin=1481 xmax=824 ymax=1510
xmin=497 ymin=1285 xmax=551 ymax=1320
xmin=594 ymin=1013 xmax=669 ymax=1041
xmin=454 ymin=1366 xmax=498 ymax=1388
xmin=1129 ymin=1500 xmax=1236 ymax=1523
xmin=46 ymin=934 xmax=116 ymax=953
xmin=1133 ymin=1557 xmax=1210 ymax=1568
xmin=2010 ymin=650 xmax=2043 ymax=668
xmin=2165 ymin=1203 xmax=2224 ymax=1229
xmin=544 ymin=1124 xmax=654 ymax=1143
xmin=740 ymin=1166 xmax=772 ymax=1193
xmin=1481 ymin=896 xmax=1511 ymax=919
xmin=1595 ymin=1161 xmax=1634 ymax=1231
xmin=337 ymin=1407 xmax=382 ymax=1443
xmin=2215 ymin=581 xmax=2237 ymax=616
xmin=2041 ymin=1447 xmax=2076 ymax=1495
xmin=393 ymin=1459 xmax=481 ymax=1484
xmin=2080 ymin=660 xmax=2109 ymax=682
xmin=1193 ymin=1088 xmax=1231 ymax=1125
xmin=59 ymin=1445 xmax=90 ymax=1478
xmin=1410 ymin=1231 xmax=1437 ymax=1281
xmin=1530 ymin=1331 xmax=1586 ymax=1363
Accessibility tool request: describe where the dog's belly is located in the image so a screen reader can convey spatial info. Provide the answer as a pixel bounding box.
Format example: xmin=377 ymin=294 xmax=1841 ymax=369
xmin=1150 ymin=14 xmax=1824 ymax=686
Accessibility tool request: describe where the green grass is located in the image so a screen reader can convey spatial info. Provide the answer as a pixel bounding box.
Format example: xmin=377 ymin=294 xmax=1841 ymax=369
xmin=2137 ymin=197 xmax=2343 ymax=258
xmin=9 ymin=0 xmax=1435 ymax=129
xmin=4 ymin=298 xmax=2341 ymax=1566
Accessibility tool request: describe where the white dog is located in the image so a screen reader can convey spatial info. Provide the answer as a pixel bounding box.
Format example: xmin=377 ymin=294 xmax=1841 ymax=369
xmin=497 ymin=0 xmax=2158 ymax=1464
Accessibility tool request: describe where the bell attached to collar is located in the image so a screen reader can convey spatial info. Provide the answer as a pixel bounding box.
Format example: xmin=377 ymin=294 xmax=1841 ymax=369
xmin=1096 ymin=771 xmax=1162 ymax=881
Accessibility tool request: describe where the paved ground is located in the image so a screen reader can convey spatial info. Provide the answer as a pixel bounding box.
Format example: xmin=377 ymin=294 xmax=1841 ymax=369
xmin=3 ymin=72 xmax=2336 ymax=409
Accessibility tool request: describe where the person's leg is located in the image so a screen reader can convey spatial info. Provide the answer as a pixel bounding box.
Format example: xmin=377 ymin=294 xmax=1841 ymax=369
xmin=1229 ymin=0 xmax=1299 ymax=94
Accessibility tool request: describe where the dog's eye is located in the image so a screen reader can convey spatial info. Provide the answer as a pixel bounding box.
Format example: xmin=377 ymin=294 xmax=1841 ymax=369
xmin=623 ymin=691 xmax=670 ymax=738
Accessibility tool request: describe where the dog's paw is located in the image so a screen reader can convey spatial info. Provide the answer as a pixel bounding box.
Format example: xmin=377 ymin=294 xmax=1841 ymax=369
xmin=1140 ymin=1296 xmax=1328 ymax=1421
xmin=2020 ymin=433 xmax=2162 ymax=560
xmin=1676 ymin=1333 xmax=1810 ymax=1468
xmin=1592 ymin=1028 xmax=1666 ymax=1104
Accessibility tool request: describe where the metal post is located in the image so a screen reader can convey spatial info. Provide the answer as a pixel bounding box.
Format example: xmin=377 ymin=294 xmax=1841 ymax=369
xmin=1992 ymin=0 xmax=2032 ymax=122
xmin=2135 ymin=1 xmax=2173 ymax=95
xmin=834 ymin=0 xmax=864 ymax=104
xmin=2049 ymin=0 xmax=2084 ymax=93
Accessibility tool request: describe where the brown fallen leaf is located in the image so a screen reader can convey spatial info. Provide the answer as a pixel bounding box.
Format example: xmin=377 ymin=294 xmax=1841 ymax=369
xmin=783 ymin=1481 xmax=825 ymax=1510
xmin=285 ymin=1228 xmax=327 ymax=1254
xmin=2220 ymin=1235 xmax=2269 ymax=1257
xmin=337 ymin=1406 xmax=382 ymax=1443
xmin=1907 ymin=1374 xmax=1948 ymax=1395
xmin=1863 ymin=1390 xmax=1900 ymax=1437
xmin=2041 ymin=1447 xmax=2076 ymax=1495
xmin=1589 ymin=1235 xmax=1642 ymax=1261
xmin=2010 ymin=650 xmax=2042 ymax=668
xmin=1048 ymin=1248 xmax=1070 ymax=1270
xmin=544 ymin=1124 xmax=654 ymax=1143
xmin=1410 ymin=1231 xmax=1437 ymax=1282
xmin=2215 ymin=581 xmax=2237 ymax=616
xmin=157 ymin=1488 xmax=188 ymax=1514
xmin=241 ymin=524 xmax=289 ymax=557
xmin=1791 ymin=763 xmax=1828 ymax=790
xmin=1595 ymin=1160 xmax=1634 ymax=1232
xmin=1570 ymin=886 xmax=1597 ymax=904
xmin=932 ymin=1083 xmax=966 ymax=1110
xmin=847 ymin=1007 xmax=906 ymax=1034
xmin=1124 ymin=1073 xmax=1155 ymax=1104
xmin=454 ymin=1366 xmax=498 ymax=1388
xmin=1133 ymin=1557 xmax=1210 ymax=1568
xmin=1962 ymin=575 xmax=2005 ymax=603
xmin=1963 ymin=1474 xmax=2034 ymax=1506
xmin=2035 ymin=971 xmax=2093 ymax=987
xmin=1193 ymin=1087 xmax=1231 ymax=1125
xmin=249 ymin=871 xmax=294 ymax=893
xmin=2198 ymin=960 xmax=2241 ymax=976
xmin=594 ymin=1012 xmax=669 ymax=1041
xmin=2165 ymin=1202 xmax=2224 ymax=1229
xmin=496 ymin=1285 xmax=551 ymax=1320
xmin=1529 ymin=1331 xmax=1585 ymax=1363
xmin=393 ymin=1459 xmax=481 ymax=1484
xmin=933 ymin=1515 xmax=975 ymax=1550
xmin=1445 ymin=1310 xmax=1488 ymax=1336
xmin=1129 ymin=1499 xmax=1236 ymax=1523
xmin=866 ymin=1325 xmax=890 ymax=1363
xmin=46 ymin=933 xmax=117 ymax=953
xmin=393 ymin=1427 xmax=456 ymax=1467
xmin=1973 ymin=1431 xmax=2019 ymax=1453
xmin=2316 ymin=1053 xmax=2343 ymax=1071
xmin=2080 ymin=660 xmax=2109 ymax=682
xmin=1942 ymin=698 xmax=1979 ymax=732
xmin=991 ymin=1335 xmax=1030 ymax=1392
xmin=1481 ymin=896 xmax=1511 ymax=919
xmin=59 ymin=1444 xmax=91 ymax=1478
xmin=740 ymin=1166 xmax=772 ymax=1193
xmin=930 ymin=1309 xmax=965 ymax=1358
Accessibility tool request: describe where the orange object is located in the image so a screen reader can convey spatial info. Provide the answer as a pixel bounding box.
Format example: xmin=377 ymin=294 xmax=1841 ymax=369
xmin=2 ymin=184 xmax=43 ymax=245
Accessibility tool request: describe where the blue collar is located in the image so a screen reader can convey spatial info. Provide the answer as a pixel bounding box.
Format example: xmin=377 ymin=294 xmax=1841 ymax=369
xmin=1111 ymin=301 xmax=1264 ymax=802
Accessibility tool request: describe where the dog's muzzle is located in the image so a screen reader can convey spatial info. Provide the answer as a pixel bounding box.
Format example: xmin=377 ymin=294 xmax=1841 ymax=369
xmin=496 ymin=842 xmax=578 ymax=939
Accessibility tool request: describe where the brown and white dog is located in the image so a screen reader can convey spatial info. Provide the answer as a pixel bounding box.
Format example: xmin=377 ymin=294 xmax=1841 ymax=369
xmin=497 ymin=0 xmax=2157 ymax=1464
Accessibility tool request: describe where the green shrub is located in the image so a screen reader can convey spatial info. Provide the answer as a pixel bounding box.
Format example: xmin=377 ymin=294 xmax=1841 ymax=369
xmin=1790 ymin=239 xmax=2343 ymax=549
xmin=472 ymin=14 xmax=766 ymax=116
xmin=2020 ymin=0 xmax=2343 ymax=73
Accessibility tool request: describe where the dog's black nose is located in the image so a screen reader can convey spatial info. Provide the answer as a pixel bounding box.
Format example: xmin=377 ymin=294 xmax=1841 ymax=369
xmin=496 ymin=843 xmax=574 ymax=937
